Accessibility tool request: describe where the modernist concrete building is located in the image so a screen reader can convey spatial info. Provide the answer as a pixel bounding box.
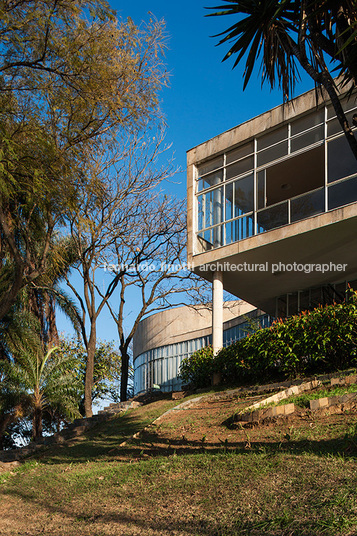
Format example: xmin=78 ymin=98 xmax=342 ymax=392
xmin=133 ymin=87 xmax=357 ymax=395
xmin=187 ymin=87 xmax=357 ymax=353
xmin=133 ymin=301 xmax=270 ymax=395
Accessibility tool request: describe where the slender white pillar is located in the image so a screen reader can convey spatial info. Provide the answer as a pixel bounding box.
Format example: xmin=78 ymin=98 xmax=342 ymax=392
xmin=212 ymin=270 xmax=223 ymax=355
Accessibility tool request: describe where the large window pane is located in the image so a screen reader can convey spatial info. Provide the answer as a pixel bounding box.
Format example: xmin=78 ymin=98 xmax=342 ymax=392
xmin=204 ymin=187 xmax=223 ymax=227
xmin=290 ymin=188 xmax=325 ymax=223
xmin=197 ymin=229 xmax=213 ymax=251
xmin=233 ymin=215 xmax=255 ymax=241
xmin=204 ymin=191 xmax=212 ymax=228
xmin=327 ymin=99 xmax=357 ymax=119
xmin=226 ymin=156 xmax=254 ymax=179
xmin=257 ymin=202 xmax=288 ymax=232
xmin=213 ymin=225 xmax=224 ymax=248
xmin=257 ymin=126 xmax=288 ymax=150
xmin=327 ymin=118 xmax=341 ymax=137
xmin=328 ymin=136 xmax=357 ymax=183
xmin=257 ymin=170 xmax=266 ymax=209
xmin=213 ymin=188 xmax=223 ymax=225
xmin=257 ymin=140 xmax=288 ymax=166
xmin=226 ymin=141 xmax=254 ymax=164
xmin=291 ymin=110 xmax=324 ymax=135
xmin=225 ymin=221 xmax=233 ymax=244
xmin=197 ymin=195 xmax=203 ymax=230
xmin=225 ymin=182 xmax=233 ymax=220
xmin=234 ymin=174 xmax=254 ymax=216
xmin=197 ymin=156 xmax=223 ymax=177
xmin=198 ymin=168 xmax=223 ymax=191
xmin=225 ymin=216 xmax=254 ymax=243
xmin=328 ymin=176 xmax=357 ymax=210
xmin=291 ymin=125 xmax=324 ymax=152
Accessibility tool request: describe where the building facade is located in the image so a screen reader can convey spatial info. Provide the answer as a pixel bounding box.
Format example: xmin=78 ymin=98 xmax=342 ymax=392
xmin=133 ymin=87 xmax=357 ymax=395
xmin=133 ymin=301 xmax=270 ymax=395
xmin=187 ymin=87 xmax=357 ymax=351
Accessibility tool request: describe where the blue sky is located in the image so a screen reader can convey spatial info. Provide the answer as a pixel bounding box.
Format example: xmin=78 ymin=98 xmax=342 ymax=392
xmin=114 ymin=0 xmax=313 ymax=195
xmin=58 ymin=0 xmax=313 ymax=343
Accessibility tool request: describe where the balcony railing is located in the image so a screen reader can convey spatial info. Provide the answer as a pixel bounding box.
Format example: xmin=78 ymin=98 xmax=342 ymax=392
xmin=197 ymin=174 xmax=357 ymax=253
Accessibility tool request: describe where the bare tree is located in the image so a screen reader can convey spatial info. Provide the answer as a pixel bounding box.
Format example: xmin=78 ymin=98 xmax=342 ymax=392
xmin=102 ymin=194 xmax=208 ymax=402
xmin=65 ymin=129 xmax=190 ymax=416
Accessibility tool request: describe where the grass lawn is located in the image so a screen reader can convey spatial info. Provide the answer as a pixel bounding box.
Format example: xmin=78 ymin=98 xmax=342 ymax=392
xmin=277 ymin=383 xmax=357 ymax=409
xmin=1 ymin=394 xmax=357 ymax=535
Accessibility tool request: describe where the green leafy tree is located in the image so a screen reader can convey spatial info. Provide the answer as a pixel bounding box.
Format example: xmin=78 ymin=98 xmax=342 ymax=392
xmin=206 ymin=0 xmax=357 ymax=158
xmin=57 ymin=337 xmax=122 ymax=413
xmin=0 ymin=346 xmax=81 ymax=442
xmin=0 ymin=1 xmax=167 ymax=321
xmin=24 ymin=235 xmax=81 ymax=349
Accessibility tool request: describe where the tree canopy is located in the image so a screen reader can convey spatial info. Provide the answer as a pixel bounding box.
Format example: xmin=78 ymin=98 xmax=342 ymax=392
xmin=0 ymin=0 xmax=167 ymax=321
xmin=206 ymin=0 xmax=357 ymax=157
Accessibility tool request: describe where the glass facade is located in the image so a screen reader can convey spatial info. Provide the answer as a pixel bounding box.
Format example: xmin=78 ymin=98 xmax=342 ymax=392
xmin=275 ymin=279 xmax=357 ymax=318
xmin=133 ymin=313 xmax=271 ymax=395
xmin=195 ymin=98 xmax=357 ymax=253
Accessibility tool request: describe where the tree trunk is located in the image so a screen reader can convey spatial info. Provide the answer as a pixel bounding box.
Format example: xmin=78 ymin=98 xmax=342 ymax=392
xmin=120 ymin=350 xmax=130 ymax=402
xmin=47 ymin=296 xmax=59 ymax=348
xmin=84 ymin=327 xmax=96 ymax=418
xmin=32 ymin=402 xmax=43 ymax=441
xmin=0 ymin=413 xmax=13 ymax=450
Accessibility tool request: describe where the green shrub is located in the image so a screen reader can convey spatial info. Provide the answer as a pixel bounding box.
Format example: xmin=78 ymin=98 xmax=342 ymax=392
xmin=217 ymin=291 xmax=357 ymax=385
xmin=179 ymin=345 xmax=214 ymax=388
xmin=179 ymin=290 xmax=357 ymax=389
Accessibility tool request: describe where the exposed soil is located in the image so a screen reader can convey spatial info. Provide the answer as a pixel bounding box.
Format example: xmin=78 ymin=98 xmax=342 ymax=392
xmin=1 ymin=391 xmax=357 ymax=536
xmin=123 ymin=393 xmax=357 ymax=458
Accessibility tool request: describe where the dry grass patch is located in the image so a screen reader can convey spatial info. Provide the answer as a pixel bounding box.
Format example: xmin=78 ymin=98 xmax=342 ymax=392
xmin=1 ymin=392 xmax=357 ymax=535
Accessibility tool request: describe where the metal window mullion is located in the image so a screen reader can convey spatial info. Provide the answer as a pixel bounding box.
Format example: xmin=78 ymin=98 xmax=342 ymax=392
xmin=288 ymin=198 xmax=291 ymax=224
xmin=194 ymin=165 xmax=199 ymax=253
xmin=254 ymin=138 xmax=257 ymax=235
xmin=288 ymin=123 xmax=291 ymax=154
xmin=233 ymin=177 xmax=236 ymax=220
xmin=223 ymin=183 xmax=226 ymax=245
xmin=324 ymin=105 xmax=328 ymax=212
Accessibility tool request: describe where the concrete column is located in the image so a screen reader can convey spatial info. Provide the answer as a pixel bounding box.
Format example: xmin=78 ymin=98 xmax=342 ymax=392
xmin=212 ymin=270 xmax=223 ymax=355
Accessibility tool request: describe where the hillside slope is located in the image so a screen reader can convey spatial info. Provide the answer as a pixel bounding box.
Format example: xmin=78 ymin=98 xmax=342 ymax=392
xmin=1 ymin=391 xmax=357 ymax=536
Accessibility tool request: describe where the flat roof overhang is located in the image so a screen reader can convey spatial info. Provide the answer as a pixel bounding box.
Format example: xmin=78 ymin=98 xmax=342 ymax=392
xmin=190 ymin=204 xmax=357 ymax=315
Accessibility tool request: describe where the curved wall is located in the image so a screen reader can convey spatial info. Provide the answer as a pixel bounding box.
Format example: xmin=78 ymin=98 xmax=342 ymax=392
xmin=133 ymin=301 xmax=271 ymax=395
xmin=133 ymin=300 xmax=255 ymax=358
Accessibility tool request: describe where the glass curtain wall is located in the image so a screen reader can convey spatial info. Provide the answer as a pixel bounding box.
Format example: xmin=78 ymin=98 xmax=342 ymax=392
xmin=134 ymin=313 xmax=272 ymax=395
xmin=196 ymin=97 xmax=357 ymax=252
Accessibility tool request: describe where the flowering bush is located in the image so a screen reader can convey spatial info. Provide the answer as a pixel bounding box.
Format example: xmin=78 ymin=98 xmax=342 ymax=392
xmin=179 ymin=290 xmax=357 ymax=388
xmin=179 ymin=345 xmax=214 ymax=388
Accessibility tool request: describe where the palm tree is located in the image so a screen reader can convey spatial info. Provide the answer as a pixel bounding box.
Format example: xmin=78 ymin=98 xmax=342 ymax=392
xmin=0 ymin=346 xmax=81 ymax=441
xmin=206 ymin=0 xmax=357 ymax=158
xmin=25 ymin=235 xmax=81 ymax=349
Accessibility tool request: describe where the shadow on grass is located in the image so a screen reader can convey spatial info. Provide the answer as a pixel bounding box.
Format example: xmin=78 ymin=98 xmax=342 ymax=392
xmin=0 ymin=481 xmax=332 ymax=536
xmin=36 ymin=411 xmax=151 ymax=464
xmin=2 ymin=409 xmax=357 ymax=536
xmin=3 ymin=441 xmax=357 ymax=536
xmin=34 ymin=417 xmax=357 ymax=465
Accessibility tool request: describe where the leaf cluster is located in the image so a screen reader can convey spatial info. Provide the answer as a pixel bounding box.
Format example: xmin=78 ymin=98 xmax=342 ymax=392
xmin=207 ymin=1 xmax=357 ymax=99
xmin=0 ymin=0 xmax=168 ymax=322
xmin=56 ymin=337 xmax=122 ymax=406
xmin=179 ymin=289 xmax=357 ymax=388
xmin=0 ymin=345 xmax=82 ymax=436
